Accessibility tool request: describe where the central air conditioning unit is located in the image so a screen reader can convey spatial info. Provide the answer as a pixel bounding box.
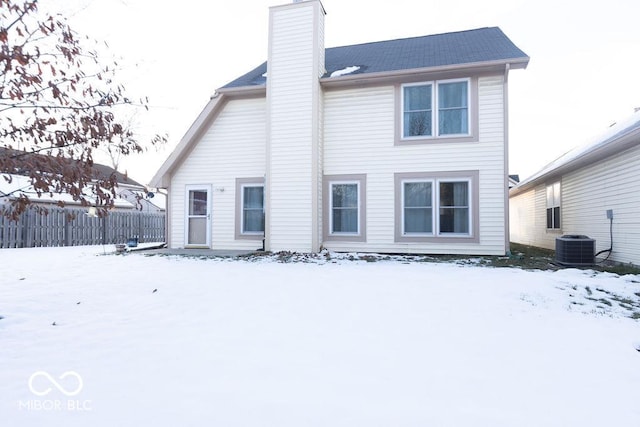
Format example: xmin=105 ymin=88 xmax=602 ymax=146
xmin=555 ymin=235 xmax=595 ymax=267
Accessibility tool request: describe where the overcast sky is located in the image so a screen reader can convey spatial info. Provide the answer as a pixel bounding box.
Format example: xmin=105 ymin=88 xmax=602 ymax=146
xmin=47 ymin=0 xmax=640 ymax=185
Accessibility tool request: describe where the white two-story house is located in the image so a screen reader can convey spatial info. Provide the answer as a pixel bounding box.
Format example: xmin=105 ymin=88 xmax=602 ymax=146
xmin=150 ymin=0 xmax=529 ymax=255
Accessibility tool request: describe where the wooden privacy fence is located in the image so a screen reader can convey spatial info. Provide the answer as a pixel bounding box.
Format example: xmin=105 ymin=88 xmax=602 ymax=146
xmin=0 ymin=207 xmax=165 ymax=248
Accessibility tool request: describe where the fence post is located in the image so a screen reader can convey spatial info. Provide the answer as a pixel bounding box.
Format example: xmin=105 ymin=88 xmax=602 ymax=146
xmin=138 ymin=214 xmax=142 ymax=243
xmin=64 ymin=212 xmax=70 ymax=246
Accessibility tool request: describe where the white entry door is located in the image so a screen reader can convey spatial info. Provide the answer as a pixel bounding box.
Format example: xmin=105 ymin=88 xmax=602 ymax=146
xmin=185 ymin=186 xmax=211 ymax=247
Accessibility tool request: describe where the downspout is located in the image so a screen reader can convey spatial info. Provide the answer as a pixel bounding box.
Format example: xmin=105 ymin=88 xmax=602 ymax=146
xmin=503 ymin=63 xmax=511 ymax=255
xmin=161 ymin=184 xmax=170 ymax=248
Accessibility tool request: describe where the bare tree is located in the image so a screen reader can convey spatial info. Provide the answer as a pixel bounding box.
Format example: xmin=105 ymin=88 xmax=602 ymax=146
xmin=0 ymin=0 xmax=166 ymax=219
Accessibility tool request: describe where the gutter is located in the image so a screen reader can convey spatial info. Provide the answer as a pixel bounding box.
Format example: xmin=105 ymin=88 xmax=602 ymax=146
xmin=217 ymin=57 xmax=530 ymax=93
xmin=320 ymin=57 xmax=530 ymax=89
xmin=217 ymin=86 xmax=267 ymax=98
xmin=510 ymin=125 xmax=640 ymax=197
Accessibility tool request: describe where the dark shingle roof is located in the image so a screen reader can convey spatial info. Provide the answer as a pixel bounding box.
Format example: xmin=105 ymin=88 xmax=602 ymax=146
xmin=222 ymin=27 xmax=528 ymax=89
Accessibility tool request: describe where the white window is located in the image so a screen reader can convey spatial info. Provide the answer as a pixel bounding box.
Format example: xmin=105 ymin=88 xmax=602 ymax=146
xmin=438 ymin=181 xmax=470 ymax=234
xmin=403 ymin=83 xmax=433 ymax=137
xmin=438 ymin=81 xmax=469 ymax=136
xmin=323 ymin=174 xmax=367 ymax=242
xmin=241 ymin=184 xmax=264 ymax=234
xmin=546 ymin=182 xmax=561 ymax=230
xmin=395 ymin=172 xmax=478 ymax=242
xmin=330 ymin=181 xmax=359 ymax=235
xmin=402 ymin=179 xmax=470 ymax=236
xmin=235 ymin=177 xmax=265 ymax=240
xmin=403 ymin=181 xmax=434 ymax=234
xmin=402 ymin=79 xmax=470 ymax=139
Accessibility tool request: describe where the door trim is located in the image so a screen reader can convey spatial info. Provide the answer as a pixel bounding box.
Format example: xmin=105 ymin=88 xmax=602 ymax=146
xmin=184 ymin=184 xmax=212 ymax=248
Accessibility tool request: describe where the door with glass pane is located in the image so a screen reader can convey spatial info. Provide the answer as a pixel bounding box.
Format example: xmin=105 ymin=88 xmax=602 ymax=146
xmin=185 ymin=186 xmax=211 ymax=247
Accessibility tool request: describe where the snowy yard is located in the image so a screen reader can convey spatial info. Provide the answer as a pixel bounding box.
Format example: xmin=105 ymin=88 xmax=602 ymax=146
xmin=1 ymin=246 xmax=639 ymax=426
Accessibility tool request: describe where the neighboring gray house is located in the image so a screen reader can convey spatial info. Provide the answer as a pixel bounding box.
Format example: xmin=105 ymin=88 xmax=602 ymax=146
xmin=151 ymin=0 xmax=528 ymax=255
xmin=510 ymin=109 xmax=640 ymax=265
xmin=0 ymin=148 xmax=164 ymax=213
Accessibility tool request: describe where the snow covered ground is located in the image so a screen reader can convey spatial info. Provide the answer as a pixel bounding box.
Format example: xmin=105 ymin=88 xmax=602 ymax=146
xmin=1 ymin=245 xmax=639 ymax=426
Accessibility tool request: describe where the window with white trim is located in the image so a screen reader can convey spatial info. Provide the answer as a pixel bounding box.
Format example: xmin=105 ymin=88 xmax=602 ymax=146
xmin=402 ymin=79 xmax=470 ymax=139
xmin=546 ymin=182 xmax=561 ymax=230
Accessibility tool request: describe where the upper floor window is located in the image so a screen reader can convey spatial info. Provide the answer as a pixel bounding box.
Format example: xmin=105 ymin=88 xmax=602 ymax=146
xmin=546 ymin=181 xmax=561 ymax=230
xmin=438 ymin=81 xmax=469 ymax=135
xmin=400 ymin=78 xmax=473 ymax=143
xmin=403 ymin=83 xmax=433 ymax=137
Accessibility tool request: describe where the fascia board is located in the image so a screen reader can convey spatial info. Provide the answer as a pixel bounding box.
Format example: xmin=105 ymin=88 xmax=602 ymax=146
xmin=149 ymin=94 xmax=227 ymax=188
xmin=510 ymin=127 xmax=640 ymax=197
xmin=320 ymin=57 xmax=530 ymax=89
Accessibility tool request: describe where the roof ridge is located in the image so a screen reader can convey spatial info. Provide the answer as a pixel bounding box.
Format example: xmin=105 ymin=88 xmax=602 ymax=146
xmin=326 ymin=27 xmax=498 ymax=51
xmin=220 ymin=26 xmax=526 ymax=90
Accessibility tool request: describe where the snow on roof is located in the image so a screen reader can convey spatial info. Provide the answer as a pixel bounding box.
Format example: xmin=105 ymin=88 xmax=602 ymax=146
xmin=222 ymin=27 xmax=529 ymax=89
xmin=0 ymin=174 xmax=135 ymax=208
xmin=514 ymin=109 xmax=640 ymax=190
xmin=330 ymin=66 xmax=361 ymax=78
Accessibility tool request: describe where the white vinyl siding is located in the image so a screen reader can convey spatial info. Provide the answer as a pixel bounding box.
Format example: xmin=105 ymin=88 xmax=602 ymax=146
xmin=169 ymin=97 xmax=266 ymax=249
xmin=562 ymin=145 xmax=640 ymax=265
xmin=323 ymin=75 xmax=507 ymax=255
xmin=509 ymin=186 xmax=536 ymax=246
xmin=511 ymin=143 xmax=640 ymax=265
xmin=509 ymin=184 xmax=559 ymax=249
xmin=267 ymin=2 xmax=324 ymax=252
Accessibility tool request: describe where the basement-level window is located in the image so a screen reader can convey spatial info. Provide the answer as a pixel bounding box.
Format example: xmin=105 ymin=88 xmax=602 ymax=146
xmin=546 ymin=182 xmax=561 ymax=229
